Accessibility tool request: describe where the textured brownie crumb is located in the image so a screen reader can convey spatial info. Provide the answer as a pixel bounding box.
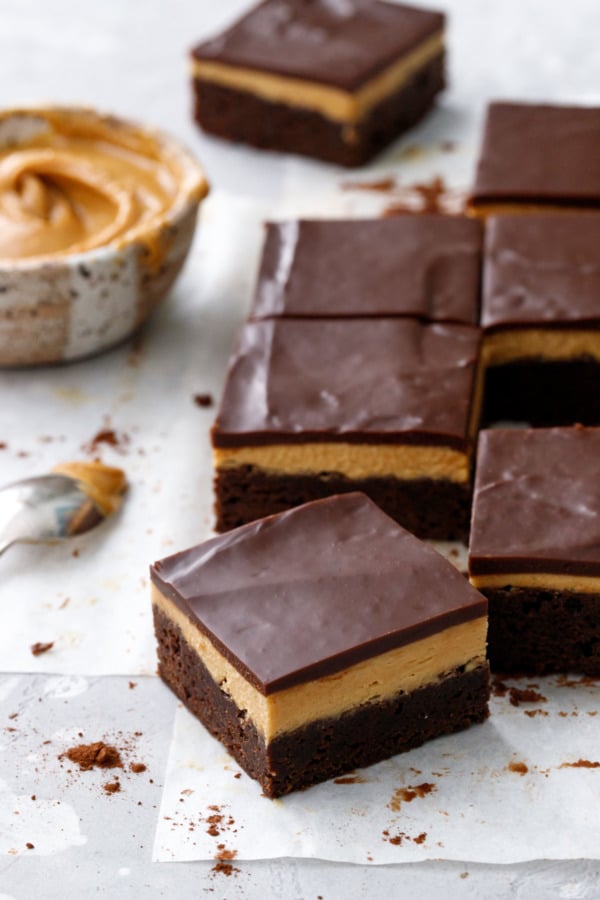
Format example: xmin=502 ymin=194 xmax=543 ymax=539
xmin=30 ymin=641 xmax=54 ymax=656
xmin=388 ymin=834 xmax=405 ymax=845
xmin=63 ymin=741 xmax=123 ymax=771
xmin=0 ymin=442 xmax=7 ymax=449
xmin=25 ymin=842 xmax=34 ymax=850
xmin=561 ymin=759 xmax=600 ymax=769
xmin=525 ymin=709 xmax=548 ymax=717
xmin=103 ymin=780 xmax=121 ymax=794
xmin=508 ymin=761 xmax=528 ymax=775
xmin=130 ymin=762 xmax=146 ymax=773
xmin=83 ymin=419 xmax=130 ymax=455
xmin=211 ymin=862 xmax=239 ymax=877
xmin=509 ymin=687 xmax=546 ymax=707
xmin=193 ymin=393 xmax=214 ymax=408
xmin=413 ymin=832 xmax=427 ymax=844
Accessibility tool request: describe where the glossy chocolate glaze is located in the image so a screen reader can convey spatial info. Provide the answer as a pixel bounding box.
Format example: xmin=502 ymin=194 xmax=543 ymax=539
xmin=482 ymin=214 xmax=600 ymax=331
xmin=470 ymin=428 xmax=600 ymax=576
xmin=192 ymin=0 xmax=444 ymax=90
xmin=151 ymin=493 xmax=487 ymax=694
xmin=251 ymin=216 xmax=482 ymax=324
xmin=212 ymin=317 xmax=481 ymax=451
xmin=472 ymin=102 xmax=600 ymax=206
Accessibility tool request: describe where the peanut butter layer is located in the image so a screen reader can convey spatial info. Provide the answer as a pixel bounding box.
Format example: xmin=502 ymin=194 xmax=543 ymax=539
xmin=151 ymin=494 xmax=487 ymax=697
xmin=191 ymin=32 xmax=443 ymax=124
xmin=471 ymin=573 xmax=600 ymax=594
xmin=482 ymin=329 xmax=600 ymax=366
xmin=470 ymin=428 xmax=600 ymax=578
xmin=213 ymin=442 xmax=469 ymax=483
xmin=0 ymin=108 xmax=208 ymax=263
xmin=154 ymin=585 xmax=486 ymax=741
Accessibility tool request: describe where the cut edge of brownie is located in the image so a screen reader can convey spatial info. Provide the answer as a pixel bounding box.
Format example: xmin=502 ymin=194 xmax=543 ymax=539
xmin=213 ymin=464 xmax=472 ymax=540
xmin=153 ymin=603 xmax=490 ymax=797
xmin=482 ymin=585 xmax=600 ymax=675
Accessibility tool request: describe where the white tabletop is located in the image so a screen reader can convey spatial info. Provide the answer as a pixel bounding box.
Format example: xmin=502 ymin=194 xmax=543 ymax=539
xmin=2 ymin=1 xmax=600 ymax=897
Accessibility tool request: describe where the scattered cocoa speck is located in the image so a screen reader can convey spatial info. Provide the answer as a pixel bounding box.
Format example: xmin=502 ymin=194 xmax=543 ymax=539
xmin=561 ymin=759 xmax=600 ymax=769
xmin=509 ymin=687 xmax=546 ymax=707
xmin=388 ymin=834 xmax=404 ymax=846
xmin=211 ymin=861 xmax=239 ymax=877
xmin=62 ymin=741 xmax=123 ymax=771
xmin=103 ymin=780 xmax=121 ymax=794
xmin=441 ymin=140 xmax=457 ymax=152
xmin=83 ymin=418 xmax=130 ymax=455
xmin=508 ymin=761 xmax=528 ymax=775
xmin=382 ymin=176 xmax=450 ymax=217
xmin=588 ymin=711 xmax=598 ymax=716
xmin=556 ymin=673 xmax=600 ymax=688
xmin=525 ymin=709 xmax=548 ymax=717
xmin=234 ymin=772 xmax=241 ymax=779
xmin=413 ymin=832 xmax=427 ymax=845
xmin=388 ymin=782 xmax=436 ymax=811
xmin=130 ymin=762 xmax=146 ymax=774
xmin=58 ymin=597 xmax=70 ymax=610
xmin=559 ymin=711 xmax=568 ymax=717
xmin=341 ymin=176 xmax=397 ymax=193
xmin=17 ymin=450 xmax=29 ymax=458
xmin=193 ymin=393 xmax=214 ymax=408
xmin=30 ymin=641 xmax=54 ymax=656
xmin=215 ymin=847 xmax=237 ymax=862
xmin=460 ymin=872 xmax=469 ymax=879
xmin=25 ymin=842 xmax=34 ymax=850
xmin=0 ymin=442 xmax=6 ymax=449
xmin=72 ymin=548 xmax=80 ymax=558
xmin=30 ymin=795 xmax=36 ymax=801
xmin=207 ymin=825 xmax=220 ymax=837
xmin=8 ymin=713 xmax=18 ymax=720
xmin=128 ymin=681 xmax=137 ymax=690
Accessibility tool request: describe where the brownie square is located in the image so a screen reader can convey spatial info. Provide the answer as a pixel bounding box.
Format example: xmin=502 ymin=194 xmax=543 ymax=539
xmin=152 ymin=492 xmax=489 ymax=796
xmin=250 ymin=215 xmax=482 ymax=324
xmin=469 ymin=427 xmax=600 ymax=674
xmin=481 ymin=214 xmax=600 ymax=425
xmin=191 ymin=0 xmax=446 ymax=166
xmin=212 ymin=317 xmax=482 ymax=539
xmin=470 ymin=102 xmax=600 ymax=214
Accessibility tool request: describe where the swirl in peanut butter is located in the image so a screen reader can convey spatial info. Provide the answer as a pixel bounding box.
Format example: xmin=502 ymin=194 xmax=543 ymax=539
xmin=0 ymin=110 xmax=200 ymax=262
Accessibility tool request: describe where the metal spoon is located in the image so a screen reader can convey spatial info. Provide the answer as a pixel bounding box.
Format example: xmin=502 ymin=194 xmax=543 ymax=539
xmin=0 ymin=471 xmax=120 ymax=556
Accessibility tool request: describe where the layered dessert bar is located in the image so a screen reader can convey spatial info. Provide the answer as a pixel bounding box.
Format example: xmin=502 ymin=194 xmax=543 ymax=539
xmin=481 ymin=214 xmax=600 ymax=426
xmin=469 ymin=427 xmax=600 ymax=675
xmin=212 ymin=317 xmax=483 ymax=539
xmin=250 ymin=215 xmax=482 ymax=324
xmin=469 ymin=101 xmax=600 ymax=216
xmin=152 ymin=492 xmax=490 ymax=797
xmin=190 ymin=0 xmax=446 ymax=167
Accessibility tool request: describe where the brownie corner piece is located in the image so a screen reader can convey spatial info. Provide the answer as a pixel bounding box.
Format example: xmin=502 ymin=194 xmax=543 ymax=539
xmin=152 ymin=493 xmax=489 ymax=797
xmin=190 ymin=0 xmax=446 ymax=166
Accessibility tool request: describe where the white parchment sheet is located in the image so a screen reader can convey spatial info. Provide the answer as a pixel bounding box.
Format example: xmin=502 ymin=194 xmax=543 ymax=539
xmin=154 ymin=674 xmax=600 ymax=864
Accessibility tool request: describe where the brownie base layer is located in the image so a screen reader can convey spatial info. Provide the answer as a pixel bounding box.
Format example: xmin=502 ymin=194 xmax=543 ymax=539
xmin=153 ymin=604 xmax=489 ymax=797
xmin=485 ymin=585 xmax=600 ymax=675
xmin=192 ymin=54 xmax=445 ymax=167
xmin=214 ymin=464 xmax=471 ymax=541
xmin=482 ymin=357 xmax=600 ymax=427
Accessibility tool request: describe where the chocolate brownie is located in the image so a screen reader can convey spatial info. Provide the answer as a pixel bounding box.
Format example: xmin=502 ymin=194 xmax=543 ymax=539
xmin=152 ymin=493 xmax=489 ymax=797
xmin=469 ymin=427 xmax=600 ymax=674
xmin=212 ymin=317 xmax=483 ymax=539
xmin=191 ymin=0 xmax=446 ymax=166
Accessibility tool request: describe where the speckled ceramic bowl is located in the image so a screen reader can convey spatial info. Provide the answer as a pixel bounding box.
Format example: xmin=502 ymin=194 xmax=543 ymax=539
xmin=0 ymin=107 xmax=209 ymax=366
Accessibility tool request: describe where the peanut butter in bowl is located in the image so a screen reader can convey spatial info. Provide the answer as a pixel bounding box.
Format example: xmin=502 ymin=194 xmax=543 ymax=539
xmin=0 ymin=106 xmax=209 ymax=365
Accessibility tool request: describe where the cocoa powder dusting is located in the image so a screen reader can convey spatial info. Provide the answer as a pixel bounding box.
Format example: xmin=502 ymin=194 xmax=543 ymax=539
xmin=561 ymin=759 xmax=600 ymax=769
xmin=103 ymin=780 xmax=121 ymax=794
xmin=63 ymin=741 xmax=123 ymax=771
xmin=30 ymin=641 xmax=54 ymax=656
xmin=388 ymin=782 xmax=436 ymax=811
